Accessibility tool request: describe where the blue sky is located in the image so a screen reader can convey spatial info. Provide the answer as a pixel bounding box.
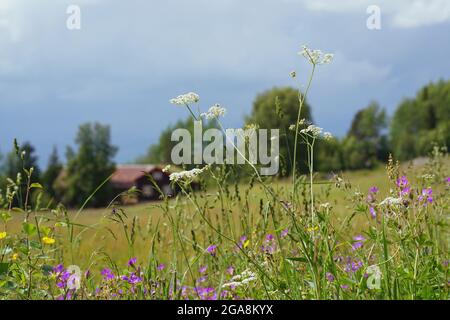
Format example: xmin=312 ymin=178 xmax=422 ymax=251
xmin=1 ymin=0 xmax=449 ymax=167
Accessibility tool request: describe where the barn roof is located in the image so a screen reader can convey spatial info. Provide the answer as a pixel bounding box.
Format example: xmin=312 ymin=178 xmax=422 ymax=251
xmin=111 ymin=164 xmax=163 ymax=189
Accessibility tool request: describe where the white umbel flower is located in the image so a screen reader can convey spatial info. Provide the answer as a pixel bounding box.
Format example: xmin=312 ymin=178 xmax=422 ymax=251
xmin=299 ymin=45 xmax=334 ymax=65
xmin=201 ymin=104 xmax=226 ymax=120
xmin=169 ymin=92 xmax=200 ymax=105
xmin=300 ymin=124 xmax=323 ymax=137
xmin=380 ymin=197 xmax=403 ymax=206
xmin=169 ymin=166 xmax=209 ymax=183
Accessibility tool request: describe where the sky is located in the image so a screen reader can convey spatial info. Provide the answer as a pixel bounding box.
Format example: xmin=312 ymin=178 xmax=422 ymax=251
xmin=1 ymin=0 xmax=449 ymax=167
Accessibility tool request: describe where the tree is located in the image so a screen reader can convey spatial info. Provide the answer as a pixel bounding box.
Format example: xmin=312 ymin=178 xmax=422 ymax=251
xmin=390 ymin=80 xmax=450 ymax=160
xmin=138 ymin=117 xmax=216 ymax=169
xmin=341 ymin=101 xmax=388 ymax=170
xmin=42 ymin=146 xmax=63 ymax=199
xmin=245 ymin=87 xmax=313 ymax=175
xmin=61 ymin=123 xmax=117 ymax=207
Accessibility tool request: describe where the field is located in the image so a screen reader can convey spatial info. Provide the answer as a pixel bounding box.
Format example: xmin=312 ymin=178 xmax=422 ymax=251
xmin=1 ymin=155 xmax=448 ymax=300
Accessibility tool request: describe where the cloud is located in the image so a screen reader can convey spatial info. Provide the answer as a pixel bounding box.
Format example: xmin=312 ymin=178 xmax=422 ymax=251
xmin=300 ymin=0 xmax=450 ymax=28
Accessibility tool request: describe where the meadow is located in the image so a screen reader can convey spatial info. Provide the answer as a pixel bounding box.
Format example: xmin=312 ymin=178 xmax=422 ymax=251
xmin=0 ymin=46 xmax=448 ymax=300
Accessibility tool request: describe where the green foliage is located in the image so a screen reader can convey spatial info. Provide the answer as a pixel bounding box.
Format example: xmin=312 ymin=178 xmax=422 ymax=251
xmin=41 ymin=146 xmax=63 ymax=200
xmin=390 ymin=80 xmax=450 ymax=160
xmin=58 ymin=123 xmax=117 ymax=207
xmin=245 ymin=87 xmax=313 ymax=175
xmin=138 ymin=117 xmax=216 ymax=169
xmin=341 ymin=101 xmax=388 ymax=170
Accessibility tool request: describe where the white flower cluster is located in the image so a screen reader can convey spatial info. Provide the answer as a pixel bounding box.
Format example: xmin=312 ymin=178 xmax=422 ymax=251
xmin=169 ymin=166 xmax=209 ymax=183
xmin=379 ymin=197 xmax=403 ymax=206
xmin=222 ymin=269 xmax=257 ymax=288
xmin=169 ymin=92 xmax=200 ymax=105
xmin=300 ymin=125 xmax=333 ymax=140
xmin=201 ymin=104 xmax=226 ymax=120
xmin=299 ymin=45 xmax=334 ymax=65
xmin=162 ymin=165 xmax=171 ymax=173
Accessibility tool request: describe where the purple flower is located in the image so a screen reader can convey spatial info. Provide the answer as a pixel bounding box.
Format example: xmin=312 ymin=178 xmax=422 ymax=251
xmin=226 ymin=266 xmax=235 ymax=276
xmin=196 ymin=276 xmax=208 ymax=283
xmin=194 ymin=287 xmax=217 ymax=300
xmin=101 ymin=268 xmax=115 ymax=281
xmin=352 ymin=235 xmax=366 ymax=251
xmin=199 ymin=265 xmax=207 ymax=274
xmin=326 ymin=272 xmax=335 ymax=282
xmin=157 ymin=263 xmax=165 ymax=271
xmin=369 ymin=186 xmax=379 ymax=194
xmin=446 ymin=177 xmax=450 ymax=185
xmin=128 ymin=257 xmax=137 ymax=267
xmin=265 ymin=234 xmax=275 ymax=241
xmin=281 ymin=229 xmax=289 ymax=238
xmin=340 ymin=284 xmax=349 ymax=290
xmin=418 ymin=187 xmax=433 ymax=204
xmin=397 ymin=176 xmax=411 ymax=196
xmin=52 ymin=264 xmax=65 ymax=274
xmin=369 ymin=207 xmax=376 ymax=219
xmin=207 ymin=245 xmax=217 ymax=257
xmin=121 ymin=272 xmax=142 ymax=284
xmin=345 ymin=260 xmax=363 ymax=273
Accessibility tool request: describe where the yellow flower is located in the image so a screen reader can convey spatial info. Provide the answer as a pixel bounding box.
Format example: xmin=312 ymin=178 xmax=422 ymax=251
xmin=42 ymin=236 xmax=56 ymax=245
xmin=306 ymin=226 xmax=319 ymax=232
xmin=0 ymin=232 xmax=6 ymax=240
xmin=243 ymin=240 xmax=250 ymax=249
xmin=12 ymin=253 xmax=19 ymax=261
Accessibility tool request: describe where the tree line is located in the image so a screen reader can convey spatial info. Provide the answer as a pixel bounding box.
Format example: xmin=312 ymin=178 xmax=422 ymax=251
xmin=1 ymin=79 xmax=448 ymax=207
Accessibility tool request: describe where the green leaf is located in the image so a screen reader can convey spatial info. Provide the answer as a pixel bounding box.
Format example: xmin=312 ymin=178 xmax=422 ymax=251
xmin=30 ymin=183 xmax=43 ymax=189
xmin=22 ymin=222 xmax=37 ymax=236
xmin=0 ymin=263 xmax=9 ymax=275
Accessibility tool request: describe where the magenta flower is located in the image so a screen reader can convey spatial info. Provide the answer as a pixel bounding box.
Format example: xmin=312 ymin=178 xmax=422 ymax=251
xmin=352 ymin=235 xmax=366 ymax=251
xmin=326 ymin=272 xmax=335 ymax=282
xmin=101 ymin=268 xmax=115 ymax=281
xmin=128 ymin=257 xmax=137 ymax=267
xmin=369 ymin=186 xmax=379 ymax=194
xmin=397 ymin=176 xmax=411 ymax=196
xmin=369 ymin=207 xmax=376 ymax=219
xmin=121 ymin=272 xmax=142 ymax=284
xmin=157 ymin=263 xmax=165 ymax=271
xmin=281 ymin=229 xmax=289 ymax=238
xmin=418 ymin=187 xmax=433 ymax=204
xmin=226 ymin=266 xmax=235 ymax=276
xmin=206 ymin=245 xmax=217 ymax=257
xmin=199 ymin=265 xmax=207 ymax=274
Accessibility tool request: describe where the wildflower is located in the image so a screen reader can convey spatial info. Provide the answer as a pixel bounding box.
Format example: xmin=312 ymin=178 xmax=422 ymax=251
xmin=345 ymin=259 xmax=363 ymax=273
xmin=194 ymin=287 xmax=217 ymax=300
xmin=323 ymin=132 xmax=333 ymax=140
xmin=0 ymin=232 xmax=6 ymax=240
xmin=369 ymin=206 xmax=377 ymax=219
xmin=226 ymin=266 xmax=235 ymax=276
xmin=446 ymin=177 xmax=450 ymax=185
xmin=379 ymin=196 xmax=403 ymax=206
xmin=162 ymin=165 xmax=171 ymax=173
xmin=206 ymin=244 xmax=217 ymax=257
xmin=340 ymin=284 xmax=349 ymax=290
xmin=238 ymin=235 xmax=250 ymax=249
xmin=300 ymin=124 xmax=323 ymax=137
xmin=418 ymin=187 xmax=433 ymax=204
xmin=200 ymin=104 xmax=226 ymax=120
xmin=223 ymin=269 xmax=257 ymax=288
xmin=127 ymin=257 xmax=137 ymax=267
xmin=352 ymin=235 xmax=365 ymax=251
xmin=289 ymin=124 xmax=296 ymax=131
xmin=157 ymin=263 xmax=165 ymax=271
xmin=169 ymin=166 xmax=209 ymax=183
xmin=42 ymin=236 xmax=56 ymax=245
xmin=12 ymin=253 xmax=19 ymax=261
xmin=261 ymin=234 xmax=276 ymax=254
xmin=169 ymin=92 xmax=200 ymax=105
xmin=281 ymin=229 xmax=289 ymax=238
xmin=320 ymin=202 xmax=331 ymax=209
xmin=199 ymin=265 xmax=207 ymax=274
xmin=121 ymin=272 xmax=142 ymax=285
xmin=306 ymin=226 xmax=318 ymax=232
xmin=396 ymin=175 xmax=411 ymax=196
xmin=369 ymin=186 xmax=379 ymax=194
xmin=101 ymin=268 xmax=115 ymax=281
xmin=326 ymin=272 xmax=335 ymax=282
xmin=298 ymin=45 xmax=334 ymax=65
